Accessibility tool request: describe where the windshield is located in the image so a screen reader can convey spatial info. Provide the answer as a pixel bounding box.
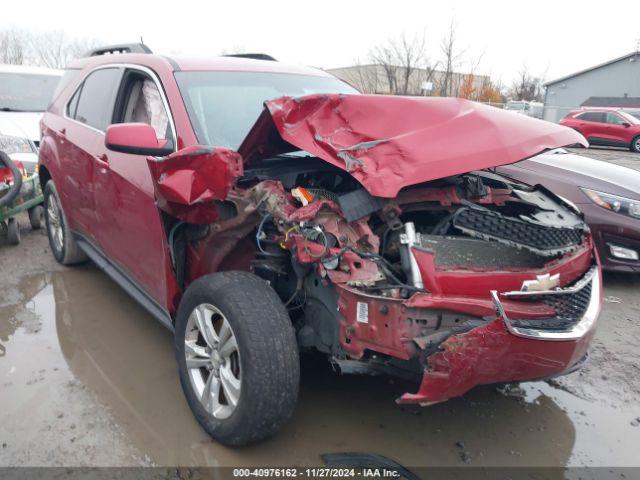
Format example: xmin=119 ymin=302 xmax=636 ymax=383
xmin=0 ymin=73 xmax=61 ymax=112
xmin=625 ymin=110 xmax=640 ymax=122
xmin=175 ymin=71 xmax=358 ymax=150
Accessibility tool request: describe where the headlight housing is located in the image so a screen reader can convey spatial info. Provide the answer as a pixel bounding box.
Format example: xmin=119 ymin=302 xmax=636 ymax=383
xmin=581 ymin=188 xmax=640 ymax=219
xmin=0 ymin=134 xmax=35 ymax=155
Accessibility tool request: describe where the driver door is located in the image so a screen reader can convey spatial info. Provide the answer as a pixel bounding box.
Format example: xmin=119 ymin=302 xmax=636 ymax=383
xmin=92 ymin=68 xmax=176 ymax=310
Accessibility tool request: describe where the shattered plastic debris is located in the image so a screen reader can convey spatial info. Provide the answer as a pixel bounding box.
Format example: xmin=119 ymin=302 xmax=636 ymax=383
xmin=604 ymin=296 xmax=621 ymax=304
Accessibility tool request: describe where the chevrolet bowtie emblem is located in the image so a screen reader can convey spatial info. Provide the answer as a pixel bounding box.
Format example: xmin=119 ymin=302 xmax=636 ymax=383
xmin=521 ymin=273 xmax=560 ymax=292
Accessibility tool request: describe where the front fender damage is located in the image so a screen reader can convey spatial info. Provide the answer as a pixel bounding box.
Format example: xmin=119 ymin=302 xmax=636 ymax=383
xmin=147 ymin=146 xmax=243 ymax=224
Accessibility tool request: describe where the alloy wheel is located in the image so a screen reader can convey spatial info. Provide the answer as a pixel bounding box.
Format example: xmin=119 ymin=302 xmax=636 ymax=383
xmin=184 ymin=303 xmax=241 ymax=420
xmin=47 ymin=193 xmax=64 ymax=253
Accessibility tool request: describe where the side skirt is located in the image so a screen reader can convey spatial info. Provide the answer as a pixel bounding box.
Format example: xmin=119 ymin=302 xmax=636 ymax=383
xmin=588 ymin=137 xmax=630 ymax=148
xmin=73 ymin=233 xmax=175 ymax=332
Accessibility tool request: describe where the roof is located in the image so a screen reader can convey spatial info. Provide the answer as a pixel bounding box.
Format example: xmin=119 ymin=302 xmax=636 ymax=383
xmin=545 ymin=51 xmax=640 ymax=86
xmin=69 ymin=52 xmax=331 ymax=77
xmin=581 ymin=96 xmax=640 ymax=108
xmin=0 ymin=63 xmax=63 ymax=76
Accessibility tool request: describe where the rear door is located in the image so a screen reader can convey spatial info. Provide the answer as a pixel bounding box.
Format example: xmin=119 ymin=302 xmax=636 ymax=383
xmin=59 ymin=67 xmax=123 ymax=238
xmin=574 ymin=111 xmax=606 ymax=144
xmin=92 ymin=67 xmax=176 ymax=308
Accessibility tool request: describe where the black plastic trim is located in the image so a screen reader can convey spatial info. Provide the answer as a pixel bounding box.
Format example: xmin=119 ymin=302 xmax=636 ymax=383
xmin=73 ymin=233 xmax=174 ymax=332
xmin=223 ymin=53 xmax=277 ymax=61
xmin=85 ymin=43 xmax=152 ymax=57
xmin=161 ymin=55 xmax=181 ymax=71
xmin=105 ymin=142 xmax=174 ymax=157
xmin=588 ymin=137 xmax=630 ymax=147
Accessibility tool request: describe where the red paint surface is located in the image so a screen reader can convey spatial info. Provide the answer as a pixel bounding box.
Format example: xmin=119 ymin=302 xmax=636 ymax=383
xmin=241 ymin=94 xmax=587 ymax=197
xmin=398 ymin=317 xmax=595 ymax=405
xmin=147 ymin=146 xmax=243 ymax=224
xmin=0 ymin=160 xmax=24 ymax=184
xmin=105 ymin=123 xmax=165 ymax=151
xmin=412 ymin=240 xmax=594 ymax=295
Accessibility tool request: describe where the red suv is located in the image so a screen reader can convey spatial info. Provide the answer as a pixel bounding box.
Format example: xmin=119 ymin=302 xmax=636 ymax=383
xmin=560 ymin=108 xmax=640 ymax=152
xmin=39 ymin=44 xmax=601 ymax=446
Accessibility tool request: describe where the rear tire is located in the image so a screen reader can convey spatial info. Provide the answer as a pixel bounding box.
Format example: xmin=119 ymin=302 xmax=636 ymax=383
xmin=631 ymin=136 xmax=640 ymax=153
xmin=175 ymin=271 xmax=299 ymax=446
xmin=28 ymin=205 xmax=44 ymax=229
xmin=44 ymin=180 xmax=87 ymax=265
xmin=7 ymin=218 xmax=20 ymax=245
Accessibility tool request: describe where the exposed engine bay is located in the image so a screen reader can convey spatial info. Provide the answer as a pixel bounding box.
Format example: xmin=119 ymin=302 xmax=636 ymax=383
xmin=166 ymin=152 xmax=594 ymax=404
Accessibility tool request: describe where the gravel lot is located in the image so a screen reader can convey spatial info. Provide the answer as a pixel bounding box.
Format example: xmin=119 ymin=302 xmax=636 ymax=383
xmin=1 ymin=147 xmax=639 ymax=472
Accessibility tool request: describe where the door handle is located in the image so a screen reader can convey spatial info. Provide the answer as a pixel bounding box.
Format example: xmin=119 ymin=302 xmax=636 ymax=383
xmin=95 ymin=153 xmax=109 ymax=169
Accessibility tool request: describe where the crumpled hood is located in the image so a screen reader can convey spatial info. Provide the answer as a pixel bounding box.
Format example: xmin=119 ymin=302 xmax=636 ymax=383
xmin=239 ymin=94 xmax=587 ymax=198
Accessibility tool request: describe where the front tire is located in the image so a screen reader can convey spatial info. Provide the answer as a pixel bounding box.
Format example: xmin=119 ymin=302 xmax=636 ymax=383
xmin=631 ymin=136 xmax=640 ymax=153
xmin=44 ymin=181 xmax=87 ymax=265
xmin=175 ymin=271 xmax=300 ymax=446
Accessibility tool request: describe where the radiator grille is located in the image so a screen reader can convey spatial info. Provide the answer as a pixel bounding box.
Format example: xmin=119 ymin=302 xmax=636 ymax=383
xmin=453 ymin=207 xmax=584 ymax=256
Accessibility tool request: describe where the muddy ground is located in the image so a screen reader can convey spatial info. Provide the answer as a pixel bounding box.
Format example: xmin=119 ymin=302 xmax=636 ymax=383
xmin=1 ymin=147 xmax=639 ymax=470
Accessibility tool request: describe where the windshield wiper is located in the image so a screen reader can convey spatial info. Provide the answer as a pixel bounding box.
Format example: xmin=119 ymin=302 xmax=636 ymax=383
xmin=0 ymin=107 xmax=25 ymax=112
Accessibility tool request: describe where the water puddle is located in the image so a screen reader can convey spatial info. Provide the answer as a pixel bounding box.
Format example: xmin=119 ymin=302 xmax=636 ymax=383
xmin=1 ymin=268 xmax=639 ymax=467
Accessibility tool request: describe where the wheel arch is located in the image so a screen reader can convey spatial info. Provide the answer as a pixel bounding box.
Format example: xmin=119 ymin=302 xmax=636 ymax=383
xmin=38 ymin=164 xmax=52 ymax=192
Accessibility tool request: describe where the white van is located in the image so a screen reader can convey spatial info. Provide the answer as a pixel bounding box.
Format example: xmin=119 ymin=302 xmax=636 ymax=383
xmin=0 ymin=64 xmax=62 ymax=172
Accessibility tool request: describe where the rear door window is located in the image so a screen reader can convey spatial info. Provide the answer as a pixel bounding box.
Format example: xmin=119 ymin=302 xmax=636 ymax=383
xmin=576 ymin=112 xmax=606 ymax=123
xmin=72 ymin=68 xmax=122 ymax=131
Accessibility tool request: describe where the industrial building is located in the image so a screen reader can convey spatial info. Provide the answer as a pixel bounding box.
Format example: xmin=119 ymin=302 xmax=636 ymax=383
xmin=543 ymin=51 xmax=640 ymax=122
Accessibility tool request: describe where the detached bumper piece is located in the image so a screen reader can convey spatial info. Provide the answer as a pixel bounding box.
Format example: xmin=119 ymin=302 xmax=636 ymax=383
xmin=491 ymin=266 xmax=600 ymax=341
xmin=452 ymin=207 xmax=584 ymax=256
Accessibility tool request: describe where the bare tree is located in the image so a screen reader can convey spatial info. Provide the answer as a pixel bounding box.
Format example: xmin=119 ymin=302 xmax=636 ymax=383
xmin=0 ymin=28 xmax=26 ymax=65
xmin=370 ymin=41 xmax=399 ymax=94
xmin=508 ymin=65 xmax=546 ymax=102
xmin=369 ymin=32 xmax=435 ymax=95
xmin=438 ymin=20 xmax=467 ymax=97
xmin=347 ymin=57 xmax=381 ymax=93
xmin=0 ymin=27 xmax=100 ymax=68
xmin=28 ymin=30 xmax=99 ymax=69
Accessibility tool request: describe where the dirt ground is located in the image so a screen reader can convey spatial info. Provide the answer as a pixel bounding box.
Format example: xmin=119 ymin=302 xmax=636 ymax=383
xmin=1 ymin=147 xmax=639 ymax=470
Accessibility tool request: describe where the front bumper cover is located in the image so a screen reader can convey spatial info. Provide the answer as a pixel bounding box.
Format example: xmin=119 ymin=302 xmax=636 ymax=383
xmin=491 ymin=266 xmax=600 ymax=341
xmin=397 ymin=266 xmax=601 ymax=405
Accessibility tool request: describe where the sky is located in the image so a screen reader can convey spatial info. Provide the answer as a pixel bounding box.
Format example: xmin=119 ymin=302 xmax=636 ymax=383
xmin=2 ymin=0 xmax=639 ymax=86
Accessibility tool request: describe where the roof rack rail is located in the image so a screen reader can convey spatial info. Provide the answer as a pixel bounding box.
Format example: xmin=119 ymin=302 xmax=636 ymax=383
xmin=223 ymin=53 xmax=277 ymax=62
xmin=84 ymin=43 xmax=152 ymax=57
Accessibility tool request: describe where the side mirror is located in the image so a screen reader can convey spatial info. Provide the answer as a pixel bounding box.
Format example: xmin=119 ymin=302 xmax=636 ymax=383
xmin=622 ymin=122 xmax=631 ymax=128
xmin=105 ymin=123 xmax=174 ymax=156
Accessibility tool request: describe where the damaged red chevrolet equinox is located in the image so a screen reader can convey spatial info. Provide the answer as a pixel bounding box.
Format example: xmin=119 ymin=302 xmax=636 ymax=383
xmin=39 ymin=44 xmax=601 ymax=446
